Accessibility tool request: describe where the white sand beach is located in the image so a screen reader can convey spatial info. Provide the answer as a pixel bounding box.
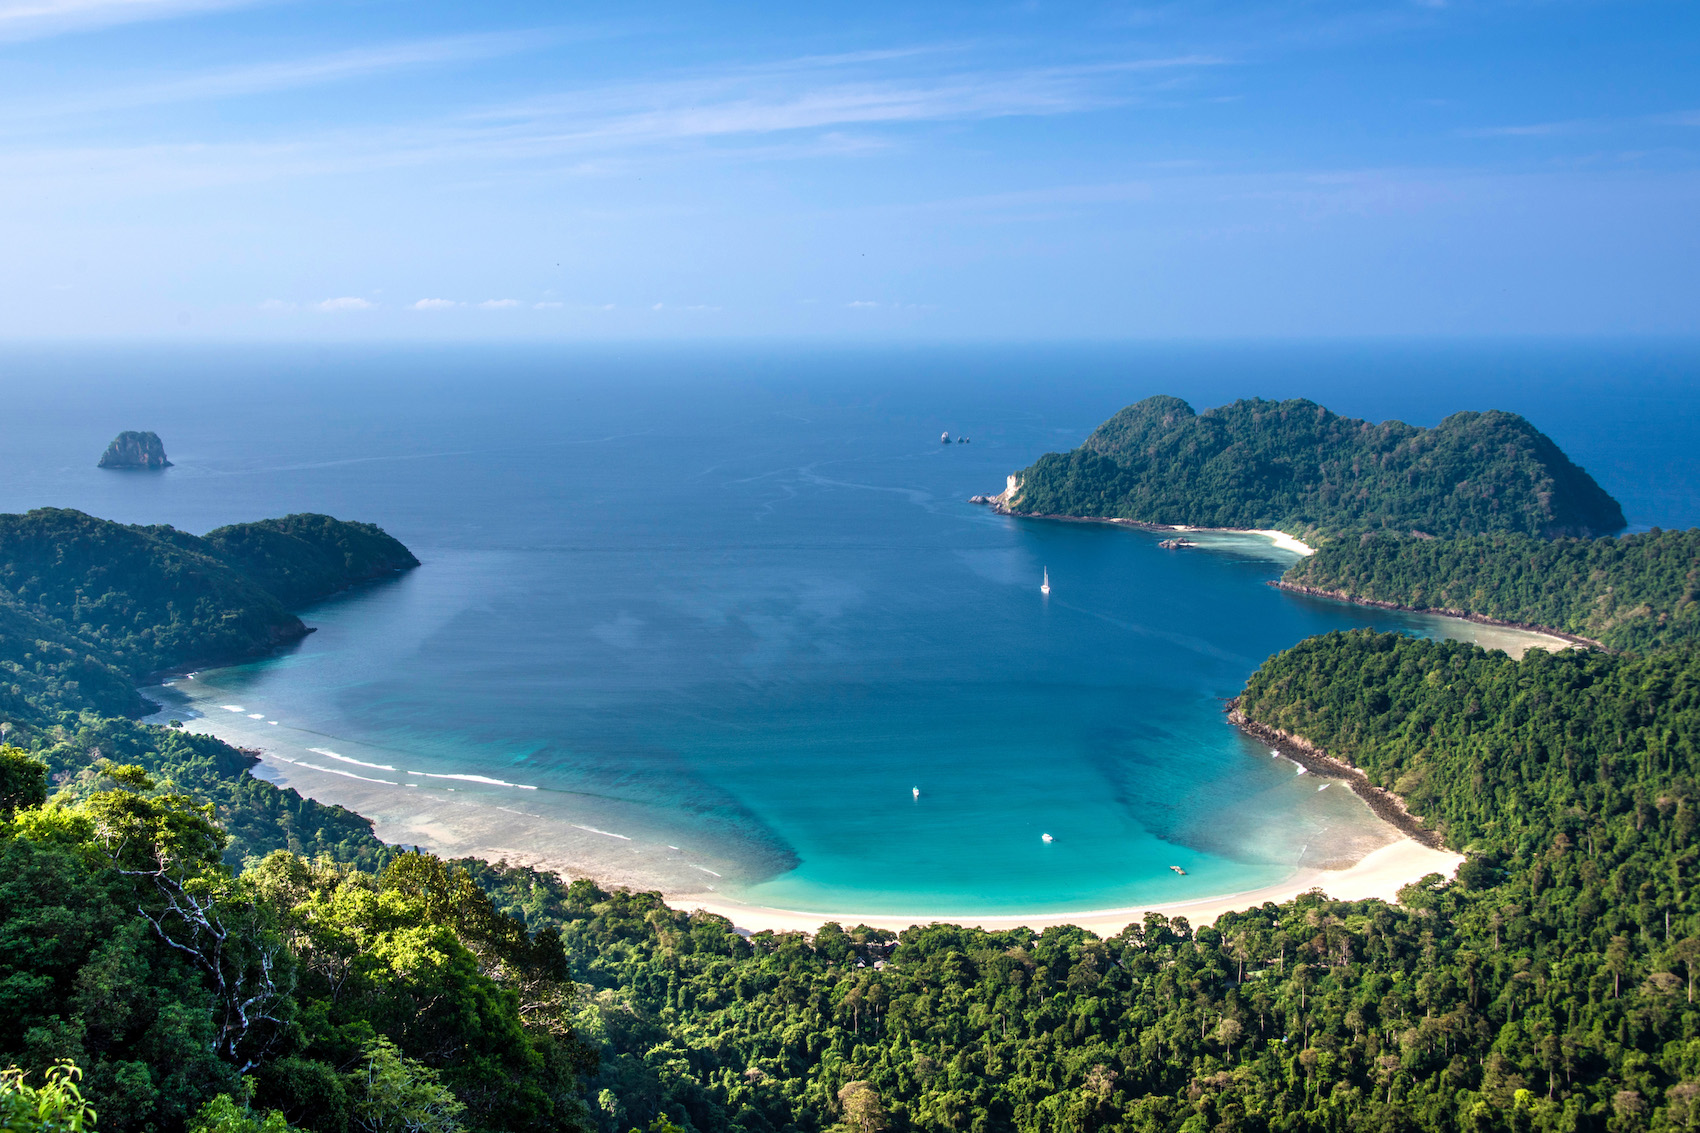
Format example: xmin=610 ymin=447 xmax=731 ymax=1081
xmin=1249 ymin=529 xmax=1316 ymax=556
xmin=677 ymin=837 xmax=1461 ymax=936
xmin=1168 ymin=525 xmax=1316 ymax=556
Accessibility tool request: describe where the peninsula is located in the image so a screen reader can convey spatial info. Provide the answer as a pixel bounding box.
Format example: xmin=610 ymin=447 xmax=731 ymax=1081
xmin=1281 ymin=527 xmax=1700 ymax=652
xmin=97 ymin=429 xmax=172 ymax=468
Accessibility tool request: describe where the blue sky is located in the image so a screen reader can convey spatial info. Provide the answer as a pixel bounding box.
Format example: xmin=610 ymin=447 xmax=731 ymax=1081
xmin=3 ymin=0 xmax=1696 ymax=339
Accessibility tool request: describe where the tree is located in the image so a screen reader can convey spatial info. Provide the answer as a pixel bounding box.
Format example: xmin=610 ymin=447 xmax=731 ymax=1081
xmin=189 ymin=1095 xmax=297 ymax=1133
xmin=346 ymin=1039 xmax=465 ymax=1133
xmin=1214 ymin=1017 xmax=1244 ymax=1062
xmin=1607 ymin=936 xmax=1633 ymax=1000
xmin=836 ymin=1082 xmax=885 ymax=1133
xmin=1675 ymin=938 xmax=1700 ymax=1005
xmin=0 ymin=746 xmax=47 ymax=819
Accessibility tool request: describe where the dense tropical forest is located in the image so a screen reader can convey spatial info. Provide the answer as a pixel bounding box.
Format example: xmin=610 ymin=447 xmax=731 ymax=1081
xmin=1004 ymin=396 xmax=1625 ymax=542
xmin=6 ymin=506 xmax=1700 ymax=1133
xmin=1280 ymin=530 xmax=1700 ymax=653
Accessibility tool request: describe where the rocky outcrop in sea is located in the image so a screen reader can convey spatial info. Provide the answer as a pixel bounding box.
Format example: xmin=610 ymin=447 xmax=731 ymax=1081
xmin=98 ymin=430 xmax=172 ymax=468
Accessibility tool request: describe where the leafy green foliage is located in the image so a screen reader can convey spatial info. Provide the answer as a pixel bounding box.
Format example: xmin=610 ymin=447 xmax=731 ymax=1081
xmin=1 ymin=789 xmax=593 ymax=1133
xmin=244 ymin=852 xmax=591 ymax=1133
xmin=344 ymin=1039 xmax=465 ymax=1133
xmin=0 ymin=745 xmax=47 ymax=817
xmin=0 ymin=800 xmax=240 ymax=1130
xmin=1283 ymin=529 xmax=1700 ymax=651
xmin=8 ymin=713 xmax=388 ymax=871
xmin=0 ymin=1063 xmax=99 ymax=1133
xmin=187 ymin=1095 xmax=296 ymax=1133
xmin=1009 ymin=396 xmax=1625 ymax=540
xmin=0 ymin=592 xmax=145 ymax=719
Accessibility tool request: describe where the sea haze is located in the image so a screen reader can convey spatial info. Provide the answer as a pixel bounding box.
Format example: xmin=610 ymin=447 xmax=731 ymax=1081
xmin=5 ymin=341 xmax=1695 ymax=915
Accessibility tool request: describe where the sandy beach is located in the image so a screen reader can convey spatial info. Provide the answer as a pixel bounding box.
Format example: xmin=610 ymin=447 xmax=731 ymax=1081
xmin=1248 ymin=529 xmax=1315 ymax=556
xmin=678 ymin=837 xmax=1462 ymax=936
xmin=1169 ymin=525 xmax=1316 ymax=557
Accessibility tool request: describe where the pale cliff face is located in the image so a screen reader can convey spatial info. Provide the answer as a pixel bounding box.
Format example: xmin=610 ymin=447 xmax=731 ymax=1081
xmin=1001 ymin=473 xmax=1022 ymax=505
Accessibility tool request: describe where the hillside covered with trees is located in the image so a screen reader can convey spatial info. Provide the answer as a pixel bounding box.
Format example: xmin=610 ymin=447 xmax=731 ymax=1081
xmin=1280 ymin=529 xmax=1700 ymax=653
xmin=7 ymin=509 xmax=1700 ymax=1133
xmin=0 ymin=509 xmax=419 ymax=717
xmin=1005 ymin=396 xmax=1625 ymax=543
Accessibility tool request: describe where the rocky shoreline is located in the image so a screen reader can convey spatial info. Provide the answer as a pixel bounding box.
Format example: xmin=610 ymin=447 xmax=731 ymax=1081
xmin=1270 ymin=581 xmax=1604 ymax=650
xmin=1225 ymin=704 xmax=1446 ymax=850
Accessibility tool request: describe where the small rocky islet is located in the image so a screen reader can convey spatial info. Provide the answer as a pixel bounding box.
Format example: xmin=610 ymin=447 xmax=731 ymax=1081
xmin=97 ymin=429 xmax=172 ymax=468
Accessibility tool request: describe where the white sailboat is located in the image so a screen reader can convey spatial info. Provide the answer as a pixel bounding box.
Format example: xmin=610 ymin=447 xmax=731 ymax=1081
xmin=1040 ymin=567 xmax=1051 ymax=596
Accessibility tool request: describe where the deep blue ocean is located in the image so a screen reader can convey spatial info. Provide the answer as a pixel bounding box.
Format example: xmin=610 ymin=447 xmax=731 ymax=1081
xmin=3 ymin=340 xmax=1695 ymax=914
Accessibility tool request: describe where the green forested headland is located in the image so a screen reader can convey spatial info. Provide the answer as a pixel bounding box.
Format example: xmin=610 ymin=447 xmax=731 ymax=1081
xmin=0 ymin=509 xmax=418 ymax=699
xmin=7 ymin=508 xmax=1700 ymax=1133
xmin=203 ymin=514 xmax=421 ymax=609
xmin=1005 ymin=397 xmax=1625 ymax=542
xmin=1280 ymin=530 xmax=1700 ymax=653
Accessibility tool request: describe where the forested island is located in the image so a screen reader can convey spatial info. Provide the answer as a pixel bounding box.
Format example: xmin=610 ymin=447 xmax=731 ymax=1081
xmin=1000 ymin=396 xmax=1625 ymax=543
xmin=3 ymin=488 xmax=1699 ymax=1133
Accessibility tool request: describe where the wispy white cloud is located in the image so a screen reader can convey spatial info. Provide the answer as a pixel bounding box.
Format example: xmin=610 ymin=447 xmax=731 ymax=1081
xmin=0 ymin=0 xmax=256 ymax=42
xmin=467 ymin=54 xmax=1225 ymax=150
xmin=412 ymin=298 xmax=457 ymax=310
xmin=1459 ymin=118 xmax=1597 ymax=139
xmin=1654 ymin=110 xmax=1700 ymax=127
xmin=0 ymin=46 xmax=1226 ymax=194
xmin=317 ymin=296 xmax=373 ymax=311
xmin=477 ymin=298 xmax=521 ymax=308
xmin=6 ymin=31 xmax=552 ymax=121
xmin=533 ymin=301 xmax=563 ymax=309
xmin=1461 ymin=110 xmax=1700 ymax=140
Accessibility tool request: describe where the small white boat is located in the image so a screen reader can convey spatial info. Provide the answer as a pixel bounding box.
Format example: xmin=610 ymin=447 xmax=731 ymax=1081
xmin=1041 ymin=832 xmax=1053 ymax=843
xmin=1040 ymin=567 xmax=1051 ymax=596
xmin=912 ymin=786 xmax=920 ymax=800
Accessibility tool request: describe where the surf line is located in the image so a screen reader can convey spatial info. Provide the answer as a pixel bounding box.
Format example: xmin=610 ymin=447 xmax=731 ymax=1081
xmin=407 ymin=770 xmax=538 ymax=790
xmin=572 ymin=823 xmax=632 ymax=841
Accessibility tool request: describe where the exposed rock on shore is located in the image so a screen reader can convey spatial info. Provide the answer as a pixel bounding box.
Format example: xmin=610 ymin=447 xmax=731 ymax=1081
xmin=1227 ymin=702 xmax=1446 ymax=849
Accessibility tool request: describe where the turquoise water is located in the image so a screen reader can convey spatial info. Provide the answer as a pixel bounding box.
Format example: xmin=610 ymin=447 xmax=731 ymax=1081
xmin=4 ymin=342 xmax=1695 ymax=914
